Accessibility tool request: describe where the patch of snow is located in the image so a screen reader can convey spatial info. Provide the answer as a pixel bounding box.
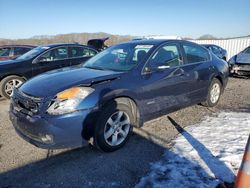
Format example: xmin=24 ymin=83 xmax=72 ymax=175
xmin=136 ymin=112 xmax=250 ymax=188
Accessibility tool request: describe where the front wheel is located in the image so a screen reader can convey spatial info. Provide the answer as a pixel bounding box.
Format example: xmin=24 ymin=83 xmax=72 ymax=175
xmin=0 ymin=76 xmax=25 ymax=99
xmin=94 ymin=101 xmax=134 ymax=152
xmin=202 ymin=78 xmax=222 ymax=107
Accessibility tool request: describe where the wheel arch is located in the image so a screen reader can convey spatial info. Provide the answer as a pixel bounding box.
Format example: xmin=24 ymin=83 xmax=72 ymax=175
xmin=81 ymin=95 xmax=141 ymax=141
xmin=0 ymin=74 xmax=27 ymax=82
xmin=214 ymin=75 xmax=223 ymax=86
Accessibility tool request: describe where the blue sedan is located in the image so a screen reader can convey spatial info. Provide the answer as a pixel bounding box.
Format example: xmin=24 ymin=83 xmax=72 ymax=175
xmin=9 ymin=40 xmax=229 ymax=152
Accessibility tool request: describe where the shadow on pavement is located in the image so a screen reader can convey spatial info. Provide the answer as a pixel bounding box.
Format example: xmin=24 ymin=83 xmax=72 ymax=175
xmin=168 ymin=116 xmax=235 ymax=183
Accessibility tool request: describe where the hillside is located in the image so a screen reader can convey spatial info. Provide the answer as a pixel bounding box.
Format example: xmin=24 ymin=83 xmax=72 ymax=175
xmin=0 ymin=32 xmax=134 ymax=46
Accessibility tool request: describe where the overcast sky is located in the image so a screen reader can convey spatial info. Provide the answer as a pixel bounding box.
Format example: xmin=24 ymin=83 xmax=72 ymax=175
xmin=1 ymin=0 xmax=250 ymax=39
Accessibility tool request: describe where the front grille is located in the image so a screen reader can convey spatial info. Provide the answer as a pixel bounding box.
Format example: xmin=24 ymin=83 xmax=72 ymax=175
xmin=237 ymin=64 xmax=250 ymax=71
xmin=12 ymin=89 xmax=42 ymax=114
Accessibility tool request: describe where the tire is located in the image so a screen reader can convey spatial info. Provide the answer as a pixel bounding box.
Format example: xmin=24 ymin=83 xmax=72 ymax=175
xmin=202 ymin=78 xmax=222 ymax=107
xmin=0 ymin=76 xmax=25 ymax=99
xmin=94 ymin=100 xmax=135 ymax=152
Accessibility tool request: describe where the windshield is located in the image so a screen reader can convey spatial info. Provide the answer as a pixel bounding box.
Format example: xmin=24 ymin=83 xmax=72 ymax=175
xmin=16 ymin=46 xmax=50 ymax=60
xmin=83 ymin=43 xmax=154 ymax=71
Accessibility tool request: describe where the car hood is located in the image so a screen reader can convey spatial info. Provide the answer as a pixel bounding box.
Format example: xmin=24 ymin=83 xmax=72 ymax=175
xmin=236 ymin=53 xmax=250 ymax=64
xmin=20 ymin=66 xmax=123 ymax=98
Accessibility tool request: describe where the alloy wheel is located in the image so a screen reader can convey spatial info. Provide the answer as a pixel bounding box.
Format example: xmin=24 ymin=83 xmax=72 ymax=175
xmin=210 ymin=83 xmax=220 ymax=104
xmin=4 ymin=79 xmax=23 ymax=97
xmin=104 ymin=111 xmax=131 ymax=146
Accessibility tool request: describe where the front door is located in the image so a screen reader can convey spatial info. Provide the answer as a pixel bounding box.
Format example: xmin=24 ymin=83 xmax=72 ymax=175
xmin=32 ymin=46 xmax=70 ymax=76
xmin=139 ymin=42 xmax=191 ymax=120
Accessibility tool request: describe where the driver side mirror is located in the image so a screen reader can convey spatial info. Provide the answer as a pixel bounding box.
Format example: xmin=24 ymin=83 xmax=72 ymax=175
xmin=33 ymin=57 xmax=52 ymax=64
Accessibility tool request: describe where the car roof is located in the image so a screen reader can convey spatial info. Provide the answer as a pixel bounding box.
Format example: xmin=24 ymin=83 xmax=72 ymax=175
xmin=122 ymin=39 xmax=187 ymax=46
xmin=0 ymin=45 xmax=36 ymax=48
xmin=40 ymin=43 xmax=96 ymax=49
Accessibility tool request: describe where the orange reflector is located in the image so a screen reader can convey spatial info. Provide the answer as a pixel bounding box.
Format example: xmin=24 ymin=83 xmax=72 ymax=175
xmin=57 ymin=87 xmax=81 ymax=100
xmin=244 ymin=153 xmax=250 ymax=162
xmin=235 ymin=170 xmax=250 ymax=188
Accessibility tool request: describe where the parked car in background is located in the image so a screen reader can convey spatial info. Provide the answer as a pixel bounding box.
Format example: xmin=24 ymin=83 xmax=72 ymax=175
xmin=87 ymin=37 xmax=109 ymax=51
xmin=228 ymin=46 xmax=250 ymax=76
xmin=0 ymin=43 xmax=98 ymax=99
xmin=9 ymin=40 xmax=229 ymax=152
xmin=0 ymin=45 xmax=35 ymax=61
xmin=201 ymin=44 xmax=227 ymax=61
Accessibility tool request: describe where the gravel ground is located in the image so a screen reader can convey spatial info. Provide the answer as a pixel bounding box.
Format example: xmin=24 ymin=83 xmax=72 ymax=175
xmin=0 ymin=77 xmax=249 ymax=188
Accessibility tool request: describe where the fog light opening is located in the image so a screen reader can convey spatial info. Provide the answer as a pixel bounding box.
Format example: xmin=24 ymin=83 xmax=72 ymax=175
xmin=41 ymin=134 xmax=53 ymax=144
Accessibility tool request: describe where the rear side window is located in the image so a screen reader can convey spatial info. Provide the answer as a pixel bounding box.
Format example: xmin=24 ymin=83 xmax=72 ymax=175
xmin=14 ymin=47 xmax=31 ymax=56
xmin=37 ymin=47 xmax=68 ymax=62
xmin=69 ymin=47 xmax=97 ymax=58
xmin=211 ymin=46 xmax=220 ymax=53
xmin=183 ymin=44 xmax=210 ymax=64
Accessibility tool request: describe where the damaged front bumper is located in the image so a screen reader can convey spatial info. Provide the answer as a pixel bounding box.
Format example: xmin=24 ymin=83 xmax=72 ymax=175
xmin=9 ymin=101 xmax=91 ymax=149
xmin=230 ymin=64 xmax=250 ymax=76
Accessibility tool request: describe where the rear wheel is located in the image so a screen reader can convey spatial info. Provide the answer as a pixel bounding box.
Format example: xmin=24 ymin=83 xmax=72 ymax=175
xmin=94 ymin=100 xmax=134 ymax=152
xmin=202 ymin=78 xmax=222 ymax=107
xmin=0 ymin=76 xmax=24 ymax=99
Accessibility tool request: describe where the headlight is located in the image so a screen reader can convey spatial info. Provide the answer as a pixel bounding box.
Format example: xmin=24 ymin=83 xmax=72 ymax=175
xmin=47 ymin=87 xmax=94 ymax=115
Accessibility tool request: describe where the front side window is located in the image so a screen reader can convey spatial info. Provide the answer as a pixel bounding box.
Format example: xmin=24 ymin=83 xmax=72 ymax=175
xmin=14 ymin=47 xmax=31 ymax=56
xmin=0 ymin=47 xmax=11 ymax=57
xmin=69 ymin=47 xmax=97 ymax=58
xmin=83 ymin=43 xmax=154 ymax=71
xmin=183 ymin=44 xmax=209 ymax=64
xmin=149 ymin=44 xmax=181 ymax=68
xmin=37 ymin=47 xmax=68 ymax=62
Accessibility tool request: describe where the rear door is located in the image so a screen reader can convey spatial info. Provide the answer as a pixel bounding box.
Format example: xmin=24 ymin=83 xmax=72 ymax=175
xmin=180 ymin=42 xmax=211 ymax=103
xmin=32 ymin=46 xmax=70 ymax=76
xmin=68 ymin=46 xmax=97 ymax=66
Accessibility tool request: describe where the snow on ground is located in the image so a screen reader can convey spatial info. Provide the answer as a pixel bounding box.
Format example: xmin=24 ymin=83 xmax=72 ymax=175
xmin=136 ymin=112 xmax=250 ymax=188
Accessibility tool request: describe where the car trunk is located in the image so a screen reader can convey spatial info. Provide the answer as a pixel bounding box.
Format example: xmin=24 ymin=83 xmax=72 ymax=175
xmin=87 ymin=37 xmax=109 ymax=51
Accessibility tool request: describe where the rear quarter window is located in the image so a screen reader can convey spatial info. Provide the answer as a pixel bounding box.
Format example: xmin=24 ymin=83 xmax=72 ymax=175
xmin=183 ymin=44 xmax=210 ymax=64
